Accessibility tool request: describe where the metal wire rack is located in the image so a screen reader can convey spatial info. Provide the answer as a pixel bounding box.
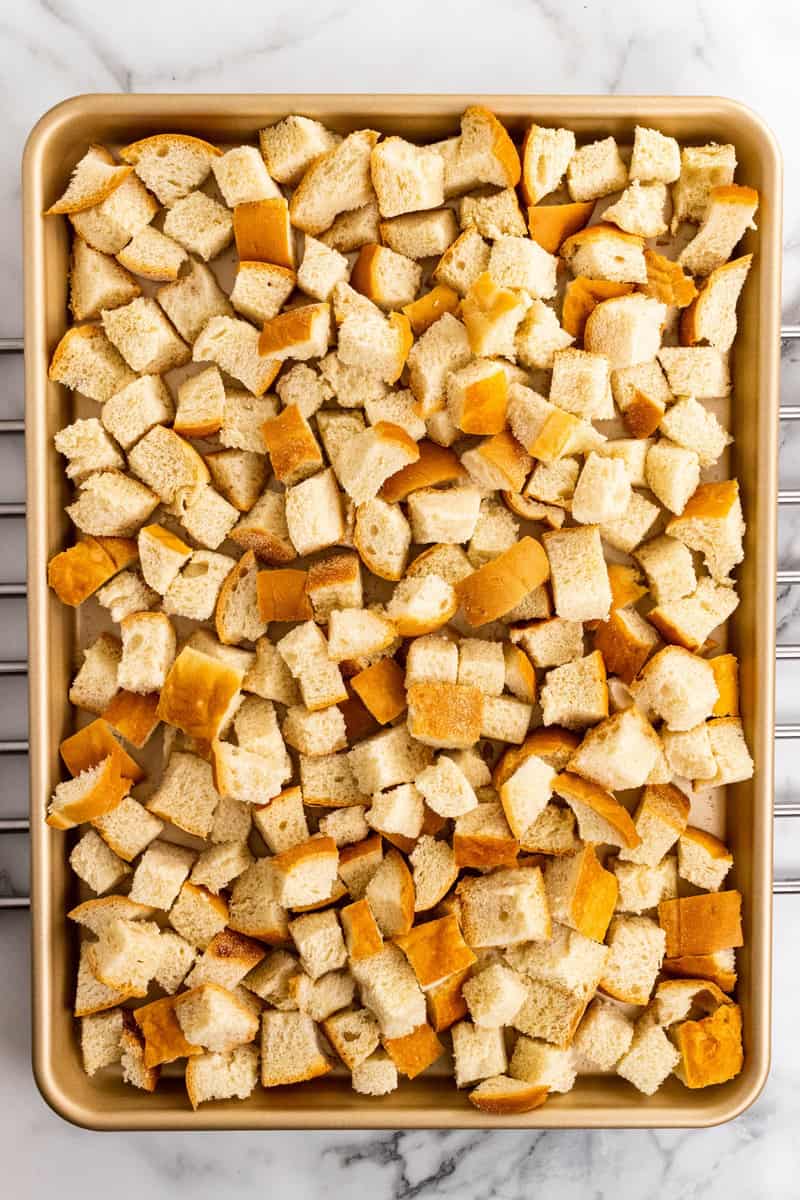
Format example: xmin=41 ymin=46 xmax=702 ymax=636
xmin=1 ymin=329 xmax=799 ymax=909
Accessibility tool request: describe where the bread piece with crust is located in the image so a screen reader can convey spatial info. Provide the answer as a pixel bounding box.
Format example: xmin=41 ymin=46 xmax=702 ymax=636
xmin=567 ymin=707 xmax=662 ymax=792
xmin=194 ymin=315 xmax=281 ymax=397
xmin=630 ymin=645 xmax=718 ymax=732
xmin=561 ymin=225 xmax=646 ymax=285
xmin=458 ymin=867 xmax=550 ymax=947
xmin=666 ymin=480 xmax=745 ymax=583
xmin=289 ymin=129 xmax=379 ymax=235
xmin=455 ymin=537 xmax=550 ymax=627
xmin=350 ymin=943 xmax=427 ymax=1039
xmin=544 ymin=845 xmax=617 ymax=943
xmin=542 ymin=526 xmax=612 ymax=623
xmin=678 ymin=827 xmax=733 ymax=891
xmin=680 ymin=254 xmax=752 ymax=352
xmin=679 ymin=184 xmax=758 ymax=276
xmin=554 ymin=772 xmax=639 ymax=850
xmin=648 ymin=576 xmax=739 ymax=653
xmin=47 ymin=145 xmax=133 ymax=215
xmin=658 ymin=890 xmax=743 ymax=958
xmin=520 ymin=123 xmax=576 ymax=204
xmin=616 ymin=1018 xmax=680 ymax=1095
xmin=364 ymin=849 xmax=415 ymax=937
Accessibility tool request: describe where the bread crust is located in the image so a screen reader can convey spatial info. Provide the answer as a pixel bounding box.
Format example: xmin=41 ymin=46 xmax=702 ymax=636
xmin=456 ymin=537 xmax=550 ymax=627
xmin=402 ymin=285 xmax=460 ymax=335
xmin=341 ymin=898 xmax=384 ymax=960
xmin=564 ymin=845 xmax=618 ymax=942
xmin=46 ymin=145 xmax=133 ymax=215
xmin=407 ymin=681 xmax=483 ymax=750
xmin=674 ymin=1002 xmax=743 ymax=1088
xmin=554 ymin=772 xmax=640 ymax=849
xmin=256 ymin=568 xmax=312 ymax=622
xmin=48 ymin=535 xmax=138 ymax=606
xmin=468 ymin=1079 xmax=549 ymax=1114
xmin=383 ymin=1023 xmax=445 ymax=1079
xmin=101 ymin=691 xmax=160 ymax=750
xmin=47 ymin=754 xmax=132 ymax=830
xmin=643 ymin=249 xmax=698 ymax=308
xmin=215 ymin=549 xmax=261 ymax=645
xmin=379 ymin=440 xmax=466 ymax=502
xmin=233 ymin=198 xmax=294 ymax=267
xmin=134 ymin=995 xmax=203 ymax=1068
xmin=351 ymin=658 xmax=407 ymax=725
xmin=709 ymin=653 xmax=740 ymax=717
xmin=528 ymin=201 xmax=594 ymax=253
xmin=426 ymin=966 xmax=470 ymax=1031
xmin=156 ymin=647 xmax=243 ymax=744
xmin=662 ymin=953 xmax=737 ymax=993
xmin=261 ymin=405 xmax=323 ymax=484
xmin=60 ymin=717 xmax=144 ymax=781
xmin=395 ymin=914 xmax=477 ymax=989
xmin=562 ymin=277 xmax=634 ymax=340
xmin=658 ymin=890 xmax=743 ymax=958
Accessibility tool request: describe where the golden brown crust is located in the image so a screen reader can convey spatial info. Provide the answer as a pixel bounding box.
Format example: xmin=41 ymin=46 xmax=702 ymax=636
xmin=233 ymin=198 xmax=294 ymax=267
xmin=667 ymin=479 xmax=739 ymax=526
xmin=261 ymin=404 xmax=323 ymax=483
xmin=561 ymin=277 xmax=634 ymax=341
xmin=383 ymin=1022 xmax=446 ymax=1079
xmin=593 ymin=608 xmax=656 ymax=684
xmin=378 ymin=848 xmax=416 ymax=936
xmin=134 ymin=995 xmax=203 ymax=1069
xmin=402 ymin=285 xmax=460 ymax=335
xmin=662 ymin=953 xmax=737 ymax=993
xmin=394 ymin=914 xmax=477 ymax=989
xmin=258 ymin=303 xmax=328 ymax=357
xmin=469 ymin=1080 xmax=550 ymax=1114
xmin=101 ymin=691 xmax=160 ymax=750
xmin=679 ymin=254 xmax=753 ymax=346
xmin=350 ymin=657 xmax=407 ymax=725
xmin=639 ymin=783 xmax=691 ymax=831
xmin=472 ymin=430 xmax=531 ymax=493
xmin=493 ymin=727 xmax=580 ymax=788
xmin=456 ymin=537 xmax=550 ymax=627
xmin=341 ymin=898 xmax=384 ymax=960
xmin=407 ymin=681 xmax=483 ymax=749
xmin=426 ymin=966 xmax=470 ymax=1032
xmin=527 ymin=201 xmax=594 ymax=253
xmin=272 ymin=836 xmax=338 ymax=880
xmin=674 ymin=1002 xmax=743 ymax=1088
xmin=709 ymin=653 xmax=740 ymax=717
xmin=466 ymin=104 xmax=521 ymax=187
xmin=607 ymin=563 xmax=648 ymax=610
xmin=554 ymin=772 xmax=640 ymax=849
xmin=60 ymin=717 xmax=144 ymax=782
xmin=156 ymin=647 xmax=243 ymax=744
xmin=621 ymin=387 xmax=666 ymax=438
xmin=256 ymin=567 xmax=312 ymax=622
xmin=680 ymin=826 xmax=732 ymax=862
xmin=568 ymin=845 xmax=618 ymax=942
xmin=215 ymin=550 xmax=260 ymax=645
xmin=46 ymin=754 xmax=132 ymax=830
xmin=48 ymin=536 xmax=138 ymax=607
xmin=46 ymin=146 xmax=133 ymax=215
xmin=658 ymin=891 xmax=743 ymax=958
xmin=453 ymin=829 xmax=519 ymax=871
xmin=379 ymin=440 xmax=466 ymax=502
xmin=642 ymin=249 xmax=698 ymax=308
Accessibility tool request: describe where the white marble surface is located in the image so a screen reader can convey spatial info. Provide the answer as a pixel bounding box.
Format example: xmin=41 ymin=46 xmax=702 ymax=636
xmin=3 ymin=0 xmax=800 ymax=1193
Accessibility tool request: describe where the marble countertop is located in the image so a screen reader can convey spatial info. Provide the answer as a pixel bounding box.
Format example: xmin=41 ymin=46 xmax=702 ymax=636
xmin=3 ymin=1 xmax=800 ymax=1194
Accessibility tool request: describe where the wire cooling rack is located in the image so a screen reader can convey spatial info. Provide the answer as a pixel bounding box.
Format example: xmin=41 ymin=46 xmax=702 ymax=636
xmin=1 ymin=330 xmax=799 ymax=909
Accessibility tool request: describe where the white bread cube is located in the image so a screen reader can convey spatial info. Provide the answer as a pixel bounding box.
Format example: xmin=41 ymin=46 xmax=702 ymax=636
xmin=645 ymin=439 xmax=701 ymax=515
xmin=116 ymin=225 xmax=187 ymax=282
xmin=285 ymin=468 xmax=345 ymax=557
xmin=74 ymin=941 xmax=134 ymax=1017
xmin=276 ymin=363 xmax=333 ymax=420
xmin=100 ymin=374 xmax=174 ymax=450
xmin=406 ymin=312 xmax=471 ymax=416
xmin=101 ymin=296 xmax=189 ymax=374
xmin=380 ymin=209 xmax=458 ymax=259
xmin=209 ymin=795 xmax=252 ymax=846
xmin=630 ymin=126 xmax=681 ymax=183
xmin=272 ymin=837 xmax=340 ymax=909
xmin=348 ymin=724 xmax=432 ymax=794
xmin=54 ymin=416 xmax=124 ymax=483
xmin=288 ymin=910 xmax=347 ymax=981
xmin=128 ymin=840 xmax=196 ymax=910
xmin=667 ymin=479 xmax=745 ymax=583
xmin=46 ymin=145 xmax=132 ymax=215
xmin=481 ymin=695 xmax=533 ymax=744
xmin=617 ymin=1018 xmax=680 ymax=1095
xmin=118 ymin=611 xmax=175 ymax=694
xmin=367 ymin=783 xmax=424 ymax=841
xmin=407 ymin=487 xmax=482 ymax=545
xmin=549 ymin=348 xmax=612 ymax=420
xmin=703 ymin=717 xmax=754 ymax=787
xmin=516 ymin=299 xmax=574 ymax=371
xmin=672 ymin=142 xmax=737 ymax=227
xmin=562 ymin=224 xmax=646 ymax=286
xmin=386 ymin=575 xmax=457 ymax=638
xmin=599 ymin=491 xmax=660 ymax=556
xmin=174 ymin=983 xmax=258 ymax=1053
xmin=662 ymin=723 xmax=716 ymax=781
xmin=335 ymin=423 xmax=419 ymax=506
xmin=542 ymin=526 xmax=612 ymax=623
xmin=458 ymin=868 xmax=551 ymax=948
xmin=499 ymin=754 xmax=555 ymax=839
xmin=351 ymin=943 xmax=427 ymax=1040
xmin=635 ymin=535 xmax=696 ymax=605
xmin=488 ymin=235 xmax=557 ymax=299
xmin=95 ymin=569 xmax=157 ymax=623
xmin=370 ymin=136 xmax=444 ymax=218
xmin=463 ymin=963 xmax=528 ymax=1029
xmin=244 ymin=637 xmax=300 ymax=707
xmin=162 ymin=191 xmax=233 ymax=261
xmin=417 ymin=754 xmax=477 ymax=819
xmin=212 ymin=145 xmax=280 ymax=205
xmin=509 ymin=1037 xmax=577 ymax=1093
xmin=253 ymin=786 xmax=308 ymax=854
xmin=290 ymin=129 xmax=379 ymax=236
xmin=69 ymin=634 xmax=121 ymax=715
xmin=433 ymin=228 xmax=490 ymax=296
xmin=679 ymin=183 xmax=758 ymax=277
xmin=212 ymin=741 xmax=290 ymax=806
xmin=567 ymin=707 xmax=662 ymax=792
xmin=520 ymin=123 xmax=575 ymax=203
xmin=572 ymin=999 xmax=634 ymax=1070
xmin=320 ymin=201 xmax=381 ymax=253
xmin=157 ymin=258 xmax=233 ymax=343
xmin=318 ymin=806 xmax=369 ymax=849
xmin=659 ymin=397 xmax=732 ymax=469
xmin=648 ymin=576 xmax=739 ymax=653
xmin=614 ymin=856 xmax=678 ymax=915
xmin=600 ymin=915 xmax=666 ymax=1005
xmin=69 ymin=829 xmax=130 ymax=895
xmin=459 ymin=189 xmax=527 ymax=239
xmin=80 ymin=1008 xmax=124 ymax=1076
xmin=185 ymin=1044 xmax=259 ymax=1109
xmin=631 ymin=645 xmax=718 ymax=732
xmin=259 ymin=115 xmax=339 ymax=186
xmin=70 ymin=172 xmax=158 ymax=255
xmin=190 ymin=842 xmax=254 ymax=895
xmin=119 ymin=133 xmax=219 ymax=204
xmin=603 ymin=181 xmax=668 ymax=238
xmin=461 ymin=272 xmax=531 ymax=359
xmin=93 ymin=796 xmax=163 ymax=862
xmin=451 ymin=1021 xmax=507 ymax=1088
xmin=163 ymin=551 xmax=235 ymax=621
xmin=540 ymin=651 xmax=608 ymax=730
xmin=584 ymin=293 xmax=666 ymax=371
xmin=409 ymin=835 xmax=459 ymax=912
xmin=194 ymin=315 xmax=280 ymax=397
xmin=615 ymin=784 xmax=690 ymax=868
xmin=49 ymin=323 xmax=137 ymax=403
xmin=364 ymin=389 xmax=426 ymax=441
xmin=297 ymin=235 xmax=349 ymax=301
xmin=571 ymin=452 xmax=631 ymax=525
xmin=511 ymin=617 xmax=583 ymax=669
xmin=282 ymin=705 xmax=347 ymax=758
xmin=89 ymin=918 xmax=164 ymax=995
xmin=567 ymin=136 xmax=627 ymax=201
xmin=405 ymin=634 xmax=459 ymax=687
xmin=458 ymin=638 xmax=505 ymax=696
xmin=351 ymin=1051 xmax=399 ymax=1096
xmin=467 ymin=498 xmax=519 ymax=568
xmin=173 ymin=484 xmax=239 ymax=551
xmin=678 ymin=828 xmax=733 ymax=891
xmin=657 ymin=346 xmax=730 ymax=399
xmin=229 ymin=261 xmax=296 ymax=323
xmin=67 ymin=470 xmax=159 ymax=539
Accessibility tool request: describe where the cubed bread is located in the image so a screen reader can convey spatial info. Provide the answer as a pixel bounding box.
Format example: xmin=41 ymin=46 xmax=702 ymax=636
xmin=544 ymin=845 xmax=617 ymax=943
xmin=567 ymin=136 xmax=627 ymax=201
xmin=679 ymin=184 xmax=758 ymax=277
xmin=567 ymin=707 xmax=662 ymax=792
xmin=289 ymin=129 xmax=379 ymax=235
xmin=666 ymin=480 xmax=745 ymax=583
xmin=194 ymin=315 xmax=281 ymax=396
xmin=630 ymin=645 xmax=719 ymax=731
xmin=157 ymin=258 xmax=233 ymax=342
xmin=458 ymin=867 xmax=550 ymax=947
xmin=616 ymin=1018 xmax=680 ymax=1095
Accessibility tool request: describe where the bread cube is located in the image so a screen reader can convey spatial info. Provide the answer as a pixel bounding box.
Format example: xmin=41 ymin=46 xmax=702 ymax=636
xmin=272 ymin=838 xmax=340 ymax=910
xmin=285 ymin=468 xmax=346 ymax=557
xmin=463 ymin=963 xmax=528 ymax=1028
xmin=573 ymin=999 xmax=634 ymax=1071
xmin=288 ymin=909 xmax=347 ymax=981
xmin=458 ymin=867 xmax=550 ymax=948
xmin=451 ymin=1021 xmax=507 ymax=1088
xmin=194 ymin=315 xmax=280 ymax=397
xmin=69 ymin=828 xmax=130 ymax=895
xmin=599 ymin=915 xmax=666 ymax=1005
xmin=174 ymin=983 xmax=258 ymax=1054
xmin=157 ymin=258 xmax=233 ymax=343
xmin=509 ymin=1037 xmax=577 ymax=1093
xmin=544 ymin=846 xmax=617 ymax=943
xmin=460 ymin=189 xmax=527 ymax=240
xmin=185 ymin=1044 xmax=259 ymax=1109
xmin=364 ymin=849 xmax=415 ymax=937
xmin=169 ymin=882 xmax=229 ymax=950
xmin=409 ymin=835 xmax=459 ymax=912
xmin=282 ymin=704 xmax=347 ymax=758
xmin=367 ymin=784 xmax=425 ymax=842
xmin=617 ymin=1018 xmax=680 ymax=1095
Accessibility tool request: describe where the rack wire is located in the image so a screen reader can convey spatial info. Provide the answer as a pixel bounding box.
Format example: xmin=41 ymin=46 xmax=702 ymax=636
xmin=1 ymin=329 xmax=799 ymax=909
